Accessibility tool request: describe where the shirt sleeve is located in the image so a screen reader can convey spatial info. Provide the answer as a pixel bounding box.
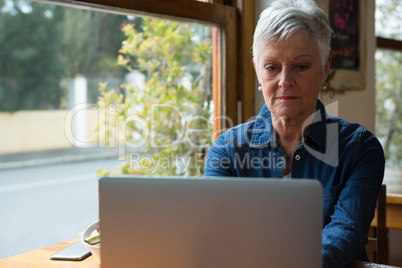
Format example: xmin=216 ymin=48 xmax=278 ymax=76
xmin=321 ymin=131 xmax=385 ymax=267
xmin=204 ymin=133 xmax=234 ymax=177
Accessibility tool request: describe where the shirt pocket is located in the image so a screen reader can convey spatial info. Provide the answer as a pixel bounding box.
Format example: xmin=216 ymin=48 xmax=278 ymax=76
xmin=322 ymin=184 xmax=344 ymax=226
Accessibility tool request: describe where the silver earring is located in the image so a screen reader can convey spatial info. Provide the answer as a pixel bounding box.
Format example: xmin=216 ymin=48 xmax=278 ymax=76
xmin=258 ymin=86 xmax=262 ymax=91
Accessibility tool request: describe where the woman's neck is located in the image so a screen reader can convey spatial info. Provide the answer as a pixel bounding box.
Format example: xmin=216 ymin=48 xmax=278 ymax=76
xmin=270 ymin=108 xmax=316 ymax=146
xmin=272 ymin=116 xmax=304 ymax=145
xmin=271 ymin=115 xmax=307 ymax=177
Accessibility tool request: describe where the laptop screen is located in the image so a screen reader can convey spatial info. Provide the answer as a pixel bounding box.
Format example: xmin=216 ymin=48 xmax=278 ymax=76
xmin=99 ymin=176 xmax=322 ymax=268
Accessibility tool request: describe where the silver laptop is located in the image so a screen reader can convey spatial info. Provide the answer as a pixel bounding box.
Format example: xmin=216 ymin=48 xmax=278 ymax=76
xmin=99 ymin=176 xmax=323 ymax=268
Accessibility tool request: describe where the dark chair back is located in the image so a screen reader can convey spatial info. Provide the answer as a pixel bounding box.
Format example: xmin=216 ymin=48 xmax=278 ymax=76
xmin=366 ymin=184 xmax=389 ymax=264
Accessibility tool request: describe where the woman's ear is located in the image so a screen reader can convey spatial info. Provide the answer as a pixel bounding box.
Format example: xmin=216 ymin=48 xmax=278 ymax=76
xmin=321 ymin=55 xmax=332 ymax=84
xmin=253 ymin=58 xmax=260 ymax=82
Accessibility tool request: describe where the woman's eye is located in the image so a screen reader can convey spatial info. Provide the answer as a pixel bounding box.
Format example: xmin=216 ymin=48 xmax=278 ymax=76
xmin=296 ymin=65 xmax=309 ymax=71
xmin=264 ymin=65 xmax=276 ymax=71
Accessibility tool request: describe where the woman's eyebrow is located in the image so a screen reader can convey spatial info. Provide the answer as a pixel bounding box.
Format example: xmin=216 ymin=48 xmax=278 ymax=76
xmin=262 ymin=56 xmax=277 ymax=61
xmin=262 ymin=54 xmax=313 ymax=61
xmin=294 ymin=54 xmax=313 ymax=60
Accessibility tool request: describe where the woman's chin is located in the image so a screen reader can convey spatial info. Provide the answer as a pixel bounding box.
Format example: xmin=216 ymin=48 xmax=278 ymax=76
xmin=271 ymin=107 xmax=300 ymax=119
xmin=269 ymin=102 xmax=315 ymax=121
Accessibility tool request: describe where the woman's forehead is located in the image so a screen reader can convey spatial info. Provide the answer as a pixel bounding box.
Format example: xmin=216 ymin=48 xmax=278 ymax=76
xmin=258 ymin=32 xmax=319 ymax=61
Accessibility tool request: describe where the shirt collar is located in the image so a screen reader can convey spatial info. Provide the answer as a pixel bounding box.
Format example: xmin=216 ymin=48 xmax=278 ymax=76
xmin=249 ymin=104 xmax=277 ymax=148
xmin=304 ymin=100 xmax=327 ymax=151
xmin=249 ymin=100 xmax=328 ymax=150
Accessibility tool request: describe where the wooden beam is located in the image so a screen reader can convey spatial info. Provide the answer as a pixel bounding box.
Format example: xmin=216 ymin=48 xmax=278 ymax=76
xmin=46 ymin=0 xmax=234 ymax=25
xmin=377 ymin=37 xmax=402 ymax=51
xmin=220 ymin=6 xmax=238 ymax=130
xmin=234 ymin=0 xmax=255 ymax=123
xmin=212 ymin=26 xmax=223 ymax=139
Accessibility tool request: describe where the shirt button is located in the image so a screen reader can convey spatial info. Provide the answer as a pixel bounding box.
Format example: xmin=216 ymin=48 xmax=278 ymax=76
xmin=295 ymin=155 xmax=301 ymax=161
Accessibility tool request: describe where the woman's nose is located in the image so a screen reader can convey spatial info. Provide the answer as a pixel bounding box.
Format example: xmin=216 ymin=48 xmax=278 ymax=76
xmin=278 ymin=67 xmax=294 ymax=89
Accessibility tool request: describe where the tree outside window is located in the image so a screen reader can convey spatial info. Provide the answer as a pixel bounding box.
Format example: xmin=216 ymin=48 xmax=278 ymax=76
xmin=96 ymin=18 xmax=213 ymax=176
xmin=375 ymin=0 xmax=402 ymax=169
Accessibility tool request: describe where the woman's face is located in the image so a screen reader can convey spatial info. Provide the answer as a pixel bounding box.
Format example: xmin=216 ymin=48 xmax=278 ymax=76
xmin=255 ymin=31 xmax=330 ymax=121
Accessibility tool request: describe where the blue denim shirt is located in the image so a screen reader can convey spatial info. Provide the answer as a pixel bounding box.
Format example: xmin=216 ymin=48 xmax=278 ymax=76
xmin=205 ymin=100 xmax=385 ymax=268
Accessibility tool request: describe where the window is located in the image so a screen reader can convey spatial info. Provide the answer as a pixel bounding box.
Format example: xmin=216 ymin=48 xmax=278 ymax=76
xmin=0 ymin=0 xmax=254 ymax=258
xmin=376 ymin=0 xmax=402 ymax=41
xmin=375 ymin=0 xmax=402 ymax=191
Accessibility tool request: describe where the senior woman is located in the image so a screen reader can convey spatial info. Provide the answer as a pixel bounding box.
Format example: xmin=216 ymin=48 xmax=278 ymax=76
xmin=204 ymin=0 xmax=385 ymax=267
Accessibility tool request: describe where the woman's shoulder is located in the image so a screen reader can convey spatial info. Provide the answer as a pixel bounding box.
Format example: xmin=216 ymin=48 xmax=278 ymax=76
xmin=216 ymin=118 xmax=260 ymax=146
xmin=328 ymin=115 xmax=374 ymax=137
xmin=219 ymin=104 xmax=272 ymax=142
xmin=327 ymin=115 xmax=383 ymax=151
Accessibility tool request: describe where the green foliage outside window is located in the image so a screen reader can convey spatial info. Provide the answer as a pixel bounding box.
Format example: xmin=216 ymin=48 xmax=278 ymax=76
xmin=96 ymin=18 xmax=213 ymax=176
xmin=375 ymin=0 xmax=402 ymax=168
xmin=375 ymin=50 xmax=402 ymax=168
xmin=0 ymin=0 xmax=127 ymax=111
xmin=0 ymin=2 xmax=64 ymax=111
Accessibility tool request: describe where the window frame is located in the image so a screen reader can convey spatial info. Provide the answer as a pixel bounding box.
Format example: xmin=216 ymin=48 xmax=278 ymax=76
xmin=377 ymin=36 xmax=402 ymax=51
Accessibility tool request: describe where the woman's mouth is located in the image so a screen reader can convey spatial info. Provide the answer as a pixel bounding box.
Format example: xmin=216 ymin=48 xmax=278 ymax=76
xmin=277 ymin=96 xmax=297 ymax=100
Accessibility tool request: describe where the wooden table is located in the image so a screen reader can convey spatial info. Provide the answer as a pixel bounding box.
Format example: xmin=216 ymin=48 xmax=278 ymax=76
xmin=381 ymin=169 xmax=402 ymax=229
xmin=372 ymin=194 xmax=402 ymax=230
xmin=0 ymin=239 xmax=400 ymax=268
xmin=0 ymin=239 xmax=100 ymax=268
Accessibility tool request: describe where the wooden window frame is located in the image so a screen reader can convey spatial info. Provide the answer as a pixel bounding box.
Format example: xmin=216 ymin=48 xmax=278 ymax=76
xmin=43 ymin=0 xmax=255 ymax=135
xmin=377 ymin=37 xmax=402 ymax=51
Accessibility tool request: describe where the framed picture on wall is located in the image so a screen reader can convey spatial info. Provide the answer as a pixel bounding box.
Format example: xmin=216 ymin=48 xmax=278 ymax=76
xmin=317 ymin=0 xmax=367 ymax=91
xmin=329 ymin=0 xmax=359 ymax=70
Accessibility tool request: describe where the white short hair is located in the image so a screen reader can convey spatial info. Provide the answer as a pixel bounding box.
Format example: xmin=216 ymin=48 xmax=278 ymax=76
xmin=253 ymin=0 xmax=332 ymax=70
